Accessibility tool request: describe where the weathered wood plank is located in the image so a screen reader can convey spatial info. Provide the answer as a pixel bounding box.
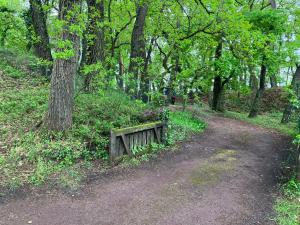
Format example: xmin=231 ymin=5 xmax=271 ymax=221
xmin=154 ymin=126 xmax=161 ymax=144
xmin=112 ymin=121 xmax=164 ymax=136
xmin=110 ymin=121 xmax=167 ymax=161
xmin=121 ymin=134 xmax=132 ymax=157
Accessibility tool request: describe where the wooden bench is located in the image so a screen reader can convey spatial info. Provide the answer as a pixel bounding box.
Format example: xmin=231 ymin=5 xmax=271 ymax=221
xmin=110 ymin=121 xmax=167 ymax=161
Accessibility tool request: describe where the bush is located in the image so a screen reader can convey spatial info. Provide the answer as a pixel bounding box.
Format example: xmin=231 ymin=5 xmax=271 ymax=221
xmin=275 ymin=179 xmax=300 ymax=225
xmin=167 ymin=110 xmax=206 ymax=144
xmin=225 ymin=88 xmax=289 ymax=113
xmin=0 ymin=71 xmax=151 ymax=189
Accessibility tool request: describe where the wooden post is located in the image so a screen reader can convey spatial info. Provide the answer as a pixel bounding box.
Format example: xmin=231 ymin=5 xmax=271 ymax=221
xmin=162 ymin=121 xmax=168 ymax=145
xmin=109 ymin=130 xmax=117 ymax=162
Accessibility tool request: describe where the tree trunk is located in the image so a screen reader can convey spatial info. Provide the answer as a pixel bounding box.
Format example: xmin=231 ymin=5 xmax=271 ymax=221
xmin=140 ymin=37 xmax=154 ymax=103
xmin=83 ymin=0 xmax=105 ymax=92
xmin=270 ymin=74 xmax=278 ymax=88
xmin=117 ymin=52 xmax=124 ymax=90
xmin=248 ymin=65 xmax=258 ymax=90
xmin=128 ymin=4 xmax=148 ymax=98
xmin=46 ymin=0 xmax=81 ymax=131
xmin=29 ymin=0 xmax=52 ymax=62
xmin=166 ymin=45 xmax=181 ymax=104
xmin=269 ymin=0 xmax=277 ymax=9
xmin=249 ymin=61 xmax=267 ymax=118
xmin=212 ymin=41 xmax=224 ymax=111
xmin=269 ymin=0 xmax=278 ymax=90
xmin=212 ymin=76 xmax=225 ymax=111
xmin=281 ymin=65 xmax=300 ymax=123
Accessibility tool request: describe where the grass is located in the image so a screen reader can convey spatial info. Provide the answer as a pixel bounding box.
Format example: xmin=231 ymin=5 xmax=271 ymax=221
xmin=224 ymin=111 xmax=297 ymax=136
xmin=274 ymin=179 xmax=300 ymax=225
xmin=167 ymin=110 xmax=206 ymax=144
xmin=0 ymin=86 xmax=151 ymax=189
xmin=0 ymin=54 xmax=153 ymax=190
xmin=0 ymin=49 xmax=207 ymax=191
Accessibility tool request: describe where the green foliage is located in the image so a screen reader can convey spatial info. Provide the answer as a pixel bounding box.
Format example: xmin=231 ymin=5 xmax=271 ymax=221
xmin=167 ymin=110 xmax=206 ymax=144
xmin=0 ymin=67 xmax=151 ymax=189
xmin=0 ymin=60 xmax=26 ymax=78
xmin=275 ymin=179 xmax=300 ymax=225
xmin=0 ymin=1 xmax=28 ymax=51
xmin=224 ymin=111 xmax=297 ymax=136
xmin=282 ymin=179 xmax=300 ymax=198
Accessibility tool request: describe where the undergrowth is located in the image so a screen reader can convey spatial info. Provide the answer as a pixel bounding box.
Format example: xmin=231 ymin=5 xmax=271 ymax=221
xmin=0 ymin=59 xmax=151 ymax=190
xmin=224 ymin=111 xmax=297 ymax=136
xmin=0 ymin=50 xmax=206 ymax=191
xmin=275 ymin=179 xmax=300 ymax=225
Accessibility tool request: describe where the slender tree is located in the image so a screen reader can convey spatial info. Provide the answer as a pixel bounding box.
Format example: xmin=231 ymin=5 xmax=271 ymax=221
xmin=269 ymin=0 xmax=278 ymax=88
xmin=248 ymin=59 xmax=267 ymax=117
xmin=212 ymin=40 xmax=224 ymax=111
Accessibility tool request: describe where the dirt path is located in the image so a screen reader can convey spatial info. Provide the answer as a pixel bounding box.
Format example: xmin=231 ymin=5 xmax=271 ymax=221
xmin=0 ymin=115 xmax=292 ymax=225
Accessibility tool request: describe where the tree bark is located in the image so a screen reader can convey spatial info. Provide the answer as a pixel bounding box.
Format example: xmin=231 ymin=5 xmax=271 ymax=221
xmin=248 ymin=61 xmax=267 ymax=118
xmin=270 ymin=74 xmax=278 ymax=88
xmin=29 ymin=0 xmax=52 ymax=63
xmin=212 ymin=41 xmax=224 ymax=111
xmin=140 ymin=37 xmax=155 ymax=103
xmin=117 ymin=52 xmax=124 ymax=90
xmin=46 ymin=0 xmax=81 ymax=131
xmin=128 ymin=4 xmax=148 ymax=99
xmin=167 ymin=50 xmax=180 ymax=104
xmin=269 ymin=0 xmax=277 ymax=9
xmin=83 ymin=0 xmax=105 ymax=92
xmin=269 ymin=0 xmax=278 ymax=90
xmin=281 ymin=65 xmax=300 ymax=123
xmin=248 ymin=64 xmax=258 ymax=90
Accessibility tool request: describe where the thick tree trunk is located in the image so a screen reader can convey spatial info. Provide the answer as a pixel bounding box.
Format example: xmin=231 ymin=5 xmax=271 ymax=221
xmin=29 ymin=0 xmax=52 ymax=62
xmin=249 ymin=62 xmax=267 ymax=118
xmin=128 ymin=4 xmax=148 ymax=99
xmin=83 ymin=0 xmax=105 ymax=92
xmin=46 ymin=0 xmax=81 ymax=131
xmin=281 ymin=65 xmax=300 ymax=123
xmin=212 ymin=41 xmax=224 ymax=111
xmin=212 ymin=76 xmax=225 ymax=111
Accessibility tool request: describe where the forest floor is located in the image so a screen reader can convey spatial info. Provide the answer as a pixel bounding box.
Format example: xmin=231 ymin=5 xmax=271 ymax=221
xmin=0 ymin=113 xmax=292 ymax=225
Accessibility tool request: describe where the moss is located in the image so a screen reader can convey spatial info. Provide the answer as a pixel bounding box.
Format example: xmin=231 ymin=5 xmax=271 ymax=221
xmin=190 ymin=149 xmax=238 ymax=186
xmin=112 ymin=121 xmax=163 ymax=135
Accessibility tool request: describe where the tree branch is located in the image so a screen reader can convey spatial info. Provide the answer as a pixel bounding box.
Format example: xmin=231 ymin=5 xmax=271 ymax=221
xmin=194 ymin=0 xmax=214 ymax=15
xmin=179 ymin=20 xmax=217 ymax=41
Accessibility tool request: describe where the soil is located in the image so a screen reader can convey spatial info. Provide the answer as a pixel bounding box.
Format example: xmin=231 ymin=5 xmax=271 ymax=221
xmin=0 ymin=114 xmax=292 ymax=225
